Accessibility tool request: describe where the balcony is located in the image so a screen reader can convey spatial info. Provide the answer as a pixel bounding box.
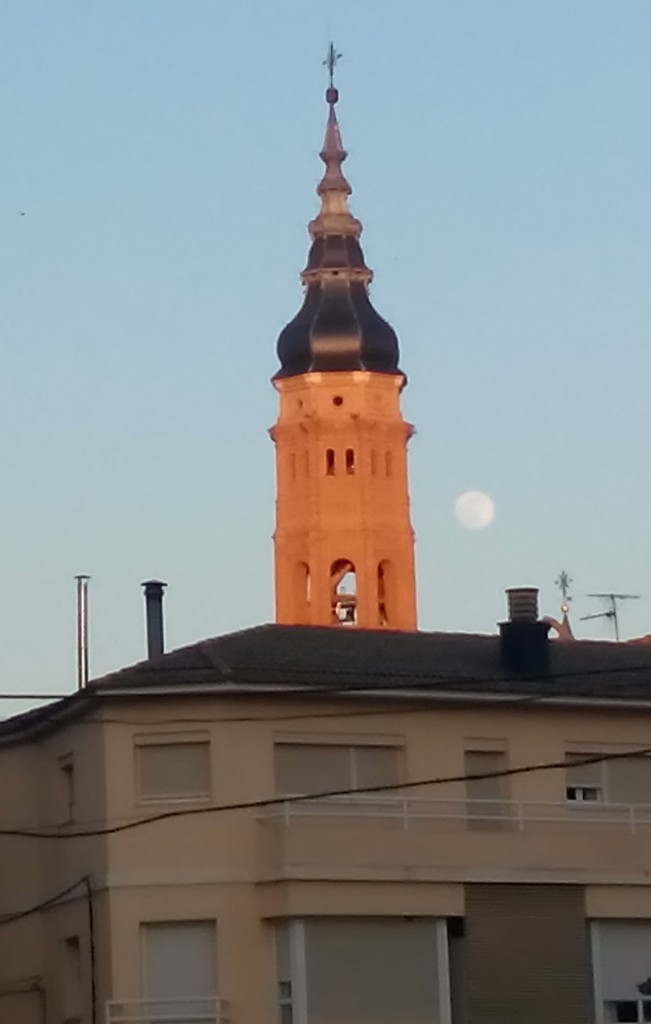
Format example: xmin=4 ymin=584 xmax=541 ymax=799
xmin=105 ymin=998 xmax=230 ymax=1024
xmin=257 ymin=794 xmax=651 ymax=883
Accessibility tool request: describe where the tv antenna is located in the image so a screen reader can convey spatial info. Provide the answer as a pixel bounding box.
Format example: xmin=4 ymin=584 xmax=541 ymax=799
xmin=580 ymin=592 xmax=640 ymax=641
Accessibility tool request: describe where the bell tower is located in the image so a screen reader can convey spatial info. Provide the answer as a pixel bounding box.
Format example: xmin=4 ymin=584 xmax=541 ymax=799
xmin=270 ymin=53 xmax=417 ymax=630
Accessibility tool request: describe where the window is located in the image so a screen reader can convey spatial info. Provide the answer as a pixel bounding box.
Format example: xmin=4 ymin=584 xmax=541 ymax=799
xmin=604 ymin=1002 xmax=651 ymax=1022
xmin=565 ymin=752 xmax=604 ymax=803
xmin=594 ymin=921 xmax=651 ymax=1023
xmin=385 ymin=450 xmax=392 ymax=477
xmin=464 ymin=749 xmax=509 ymax=829
xmin=377 ymin=560 xmax=394 ymax=627
xmin=274 ymin=743 xmax=400 ymax=796
xmin=294 ymin=562 xmax=311 ymax=619
xmin=143 ymin=921 xmax=217 ymax=1018
xmin=275 ymin=922 xmax=293 ymax=1024
xmin=59 ymin=755 xmax=75 ymax=823
xmin=278 ymin=980 xmax=293 ymax=1024
xmin=290 ymin=453 xmax=297 ymax=481
xmin=370 ymin=449 xmax=377 ymax=476
xmin=330 ymin=559 xmax=357 ymax=626
xmin=607 ymin=755 xmax=651 ymax=805
xmin=566 ymin=751 xmax=651 ymax=805
xmin=135 ymin=740 xmax=211 ymax=802
xmin=325 ymin=449 xmax=335 ymax=475
xmin=62 ymin=935 xmax=81 ymax=1023
xmin=345 ymin=448 xmax=355 ymax=475
xmin=275 ymin=918 xmax=449 ymax=1024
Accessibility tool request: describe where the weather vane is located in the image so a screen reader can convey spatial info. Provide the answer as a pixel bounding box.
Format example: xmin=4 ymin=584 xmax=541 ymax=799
xmin=555 ymin=570 xmax=573 ymax=609
xmin=323 ymin=42 xmax=342 ymax=89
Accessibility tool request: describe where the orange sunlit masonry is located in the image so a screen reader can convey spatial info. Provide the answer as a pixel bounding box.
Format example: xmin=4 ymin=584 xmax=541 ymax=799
xmin=270 ymin=81 xmax=417 ymax=630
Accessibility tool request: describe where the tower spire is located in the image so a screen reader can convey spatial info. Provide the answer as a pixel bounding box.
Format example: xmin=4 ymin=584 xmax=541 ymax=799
xmin=309 ymin=44 xmax=361 ymax=244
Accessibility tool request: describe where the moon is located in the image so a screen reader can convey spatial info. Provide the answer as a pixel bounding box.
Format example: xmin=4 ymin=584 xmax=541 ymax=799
xmin=454 ymin=491 xmax=495 ymax=530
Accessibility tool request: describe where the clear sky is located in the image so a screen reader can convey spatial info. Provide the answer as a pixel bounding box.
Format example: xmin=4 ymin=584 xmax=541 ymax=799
xmin=1 ymin=0 xmax=651 ymax=708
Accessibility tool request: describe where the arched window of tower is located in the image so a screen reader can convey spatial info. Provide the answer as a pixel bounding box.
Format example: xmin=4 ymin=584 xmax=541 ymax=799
xmin=378 ymin=560 xmax=394 ymax=627
xmin=296 ymin=562 xmax=310 ymax=619
xmin=370 ymin=449 xmax=377 ymax=476
xmin=345 ymin=448 xmax=355 ymax=475
xmin=330 ymin=559 xmax=357 ymax=627
xmin=290 ymin=452 xmax=297 ymax=481
xmin=326 ymin=449 xmax=336 ymax=476
xmin=304 ymin=451 xmax=310 ymax=477
xmin=385 ymin=450 xmax=393 ymax=477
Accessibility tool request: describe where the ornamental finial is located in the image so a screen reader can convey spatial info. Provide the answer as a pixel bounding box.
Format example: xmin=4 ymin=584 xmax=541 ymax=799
xmin=323 ymin=42 xmax=342 ymax=94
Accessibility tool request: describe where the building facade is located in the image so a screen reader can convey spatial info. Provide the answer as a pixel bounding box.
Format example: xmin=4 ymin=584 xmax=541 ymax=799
xmin=1 ymin=612 xmax=651 ymax=1023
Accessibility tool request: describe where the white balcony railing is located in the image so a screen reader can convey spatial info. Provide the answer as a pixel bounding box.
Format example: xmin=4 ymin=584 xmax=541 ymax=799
xmin=259 ymin=793 xmax=651 ymax=834
xmin=105 ymin=997 xmax=230 ymax=1024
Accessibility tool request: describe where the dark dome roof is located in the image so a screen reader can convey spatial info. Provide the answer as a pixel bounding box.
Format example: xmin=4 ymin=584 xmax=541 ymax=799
xmin=275 ymin=234 xmax=401 ymax=379
xmin=274 ymin=88 xmax=404 ymax=381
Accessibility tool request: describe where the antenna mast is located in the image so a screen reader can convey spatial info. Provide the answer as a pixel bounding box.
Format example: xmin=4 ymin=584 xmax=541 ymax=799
xmin=580 ymin=592 xmax=640 ymax=641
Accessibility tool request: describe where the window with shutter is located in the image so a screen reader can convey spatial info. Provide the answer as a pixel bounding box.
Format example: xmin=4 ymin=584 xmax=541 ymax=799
xmin=565 ymin=752 xmax=604 ymax=803
xmin=593 ymin=921 xmax=651 ymax=1022
xmin=274 ymin=743 xmax=400 ymax=796
xmin=142 ymin=921 xmax=217 ymax=1017
xmin=464 ymin=749 xmax=509 ymax=829
xmin=135 ymin=740 xmax=211 ymax=801
xmin=275 ymin=918 xmax=449 ymax=1024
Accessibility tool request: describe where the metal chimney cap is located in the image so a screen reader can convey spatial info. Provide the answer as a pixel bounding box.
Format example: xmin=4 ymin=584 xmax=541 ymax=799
xmin=506 ymin=586 xmax=539 ymax=623
xmin=141 ymin=579 xmax=167 ymax=591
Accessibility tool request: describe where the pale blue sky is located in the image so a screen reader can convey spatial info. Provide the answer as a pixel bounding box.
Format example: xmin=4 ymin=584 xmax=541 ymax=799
xmin=1 ymin=0 xmax=651 ymax=705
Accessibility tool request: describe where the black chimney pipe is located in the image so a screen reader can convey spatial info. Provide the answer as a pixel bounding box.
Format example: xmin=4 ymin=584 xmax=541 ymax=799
xmin=142 ymin=580 xmax=167 ymax=659
xmin=499 ymin=587 xmax=550 ymax=675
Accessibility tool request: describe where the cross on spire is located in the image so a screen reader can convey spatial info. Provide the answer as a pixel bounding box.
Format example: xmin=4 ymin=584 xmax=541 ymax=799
xmin=323 ymin=42 xmax=342 ymax=90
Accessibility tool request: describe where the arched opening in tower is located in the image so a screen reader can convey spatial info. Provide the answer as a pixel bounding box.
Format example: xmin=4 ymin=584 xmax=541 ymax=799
xmin=295 ymin=561 xmax=311 ymax=620
xmin=377 ymin=560 xmax=394 ymax=627
xmin=330 ymin=559 xmax=357 ymax=626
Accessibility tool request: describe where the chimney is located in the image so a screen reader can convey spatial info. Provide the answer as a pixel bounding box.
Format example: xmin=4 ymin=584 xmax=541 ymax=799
xmin=75 ymin=574 xmax=90 ymax=689
xmin=142 ymin=580 xmax=167 ymax=659
xmin=499 ymin=587 xmax=550 ymax=675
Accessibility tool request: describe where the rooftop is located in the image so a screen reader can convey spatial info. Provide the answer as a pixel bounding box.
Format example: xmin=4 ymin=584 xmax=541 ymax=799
xmin=5 ymin=624 xmax=651 ymax=745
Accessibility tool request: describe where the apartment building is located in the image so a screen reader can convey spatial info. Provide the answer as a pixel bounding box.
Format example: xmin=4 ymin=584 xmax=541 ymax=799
xmin=1 ymin=598 xmax=651 ymax=1024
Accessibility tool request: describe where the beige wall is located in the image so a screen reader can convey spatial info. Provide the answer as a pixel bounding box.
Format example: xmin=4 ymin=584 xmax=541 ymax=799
xmin=1 ymin=691 xmax=651 ymax=1019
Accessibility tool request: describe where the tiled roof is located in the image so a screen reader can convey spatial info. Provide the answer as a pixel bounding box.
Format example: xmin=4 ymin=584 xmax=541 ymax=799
xmin=90 ymin=624 xmax=651 ymax=700
xmin=3 ymin=624 xmax=651 ymax=744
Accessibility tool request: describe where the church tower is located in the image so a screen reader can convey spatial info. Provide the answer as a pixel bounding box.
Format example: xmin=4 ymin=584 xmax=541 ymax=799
xmin=270 ymin=58 xmax=417 ymax=630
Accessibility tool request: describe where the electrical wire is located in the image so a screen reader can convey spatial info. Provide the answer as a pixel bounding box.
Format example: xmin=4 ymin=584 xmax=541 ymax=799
xmin=84 ymin=877 xmax=98 ymax=1024
xmin=1 ymin=746 xmax=650 ymax=841
xmin=0 ymin=876 xmax=88 ymax=926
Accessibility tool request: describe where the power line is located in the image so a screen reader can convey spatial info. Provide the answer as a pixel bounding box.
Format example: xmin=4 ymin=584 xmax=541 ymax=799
xmin=2 ymin=747 xmax=651 ymax=929
xmin=2 ymin=746 xmax=650 ymax=841
xmin=0 ymin=876 xmax=88 ymax=926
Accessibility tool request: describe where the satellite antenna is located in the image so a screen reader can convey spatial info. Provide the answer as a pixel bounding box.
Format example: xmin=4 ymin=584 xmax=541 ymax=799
xmin=580 ymin=592 xmax=640 ymax=641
